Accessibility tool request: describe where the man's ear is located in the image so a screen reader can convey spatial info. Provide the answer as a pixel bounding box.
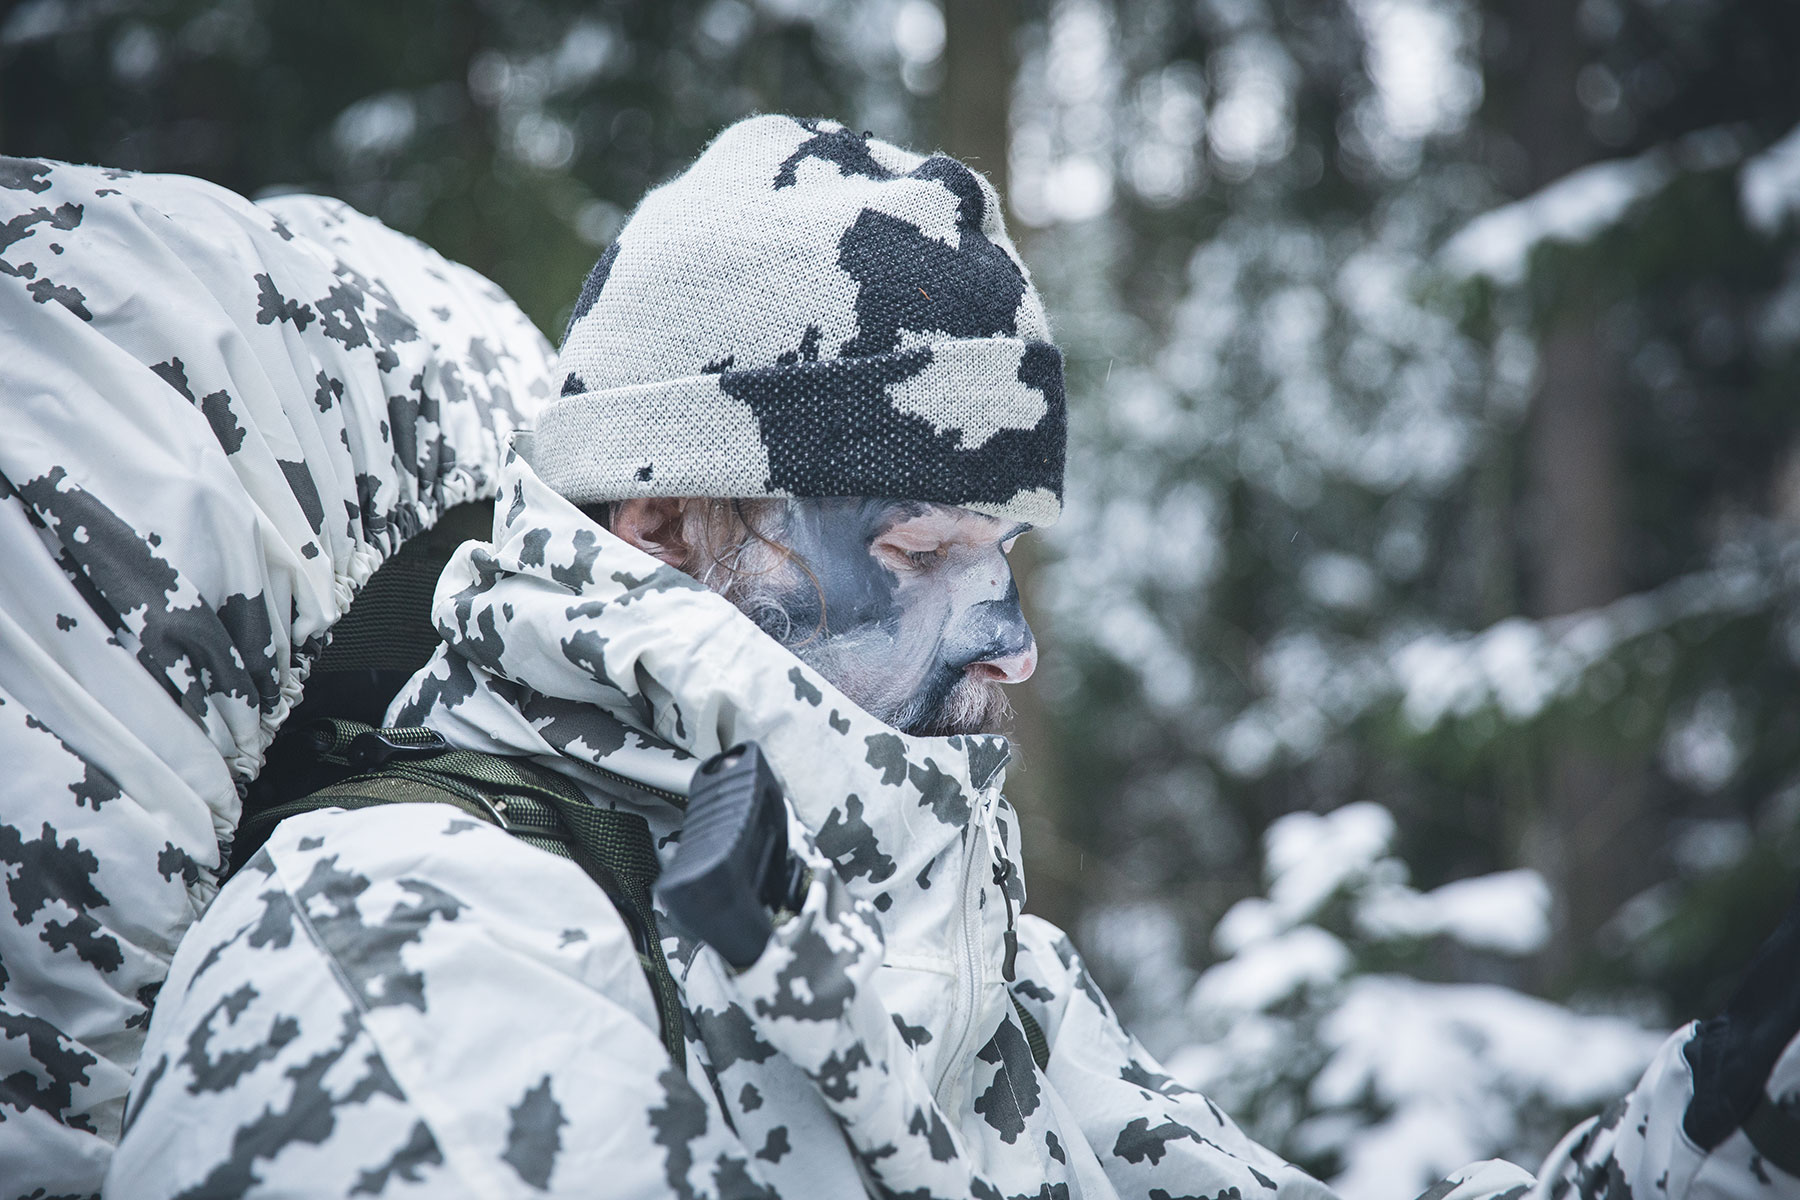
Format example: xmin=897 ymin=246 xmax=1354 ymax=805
xmin=611 ymin=498 xmax=691 ymax=568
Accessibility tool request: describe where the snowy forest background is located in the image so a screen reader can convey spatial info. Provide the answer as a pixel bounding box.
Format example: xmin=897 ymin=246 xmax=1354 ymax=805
xmin=7 ymin=0 xmax=1800 ymax=1194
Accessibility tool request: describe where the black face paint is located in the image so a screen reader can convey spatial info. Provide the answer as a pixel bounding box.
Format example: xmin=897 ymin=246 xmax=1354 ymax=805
xmin=747 ymin=498 xmax=1035 ymax=737
xmin=761 ymin=499 xmax=907 ymax=640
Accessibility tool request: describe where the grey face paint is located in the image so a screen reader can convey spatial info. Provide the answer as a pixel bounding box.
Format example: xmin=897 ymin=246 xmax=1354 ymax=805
xmin=747 ymin=498 xmax=1035 ymax=737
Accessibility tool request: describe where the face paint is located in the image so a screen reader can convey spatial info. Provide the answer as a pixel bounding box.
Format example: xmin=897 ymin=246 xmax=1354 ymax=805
xmin=721 ymin=498 xmax=1036 ymax=737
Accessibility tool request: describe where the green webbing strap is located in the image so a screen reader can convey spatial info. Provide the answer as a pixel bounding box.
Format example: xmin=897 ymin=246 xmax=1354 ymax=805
xmin=1011 ymin=994 xmax=1051 ymax=1074
xmin=240 ymin=721 xmax=686 ymax=1069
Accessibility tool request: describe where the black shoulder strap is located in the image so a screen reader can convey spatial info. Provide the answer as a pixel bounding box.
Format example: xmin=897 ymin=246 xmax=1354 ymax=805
xmin=235 ymin=720 xmax=687 ymax=1069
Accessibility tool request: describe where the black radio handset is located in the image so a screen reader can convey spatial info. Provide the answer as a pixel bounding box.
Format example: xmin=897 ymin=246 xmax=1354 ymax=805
xmin=655 ymin=742 xmax=811 ymax=969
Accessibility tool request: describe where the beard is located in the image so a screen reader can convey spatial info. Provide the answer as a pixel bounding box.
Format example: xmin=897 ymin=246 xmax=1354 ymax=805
xmin=784 ymin=628 xmax=1015 ymax=737
xmin=885 ymin=670 xmax=1014 ymax=738
xmin=797 ymin=641 xmax=1015 ymax=738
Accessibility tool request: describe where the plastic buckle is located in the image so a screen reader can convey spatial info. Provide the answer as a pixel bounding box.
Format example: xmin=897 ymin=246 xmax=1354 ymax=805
xmin=347 ymin=727 xmax=449 ymax=768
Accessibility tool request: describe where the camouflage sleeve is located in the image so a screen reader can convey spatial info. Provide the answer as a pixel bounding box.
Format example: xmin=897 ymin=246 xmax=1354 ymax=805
xmin=1531 ymin=886 xmax=1800 ymax=1200
xmin=109 ymin=804 xmax=766 ymax=1198
xmin=1010 ymin=913 xmax=1342 ymax=1200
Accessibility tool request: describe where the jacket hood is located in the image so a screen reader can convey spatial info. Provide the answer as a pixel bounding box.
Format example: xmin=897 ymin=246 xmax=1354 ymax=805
xmin=389 ymin=443 xmax=1029 ymax=1092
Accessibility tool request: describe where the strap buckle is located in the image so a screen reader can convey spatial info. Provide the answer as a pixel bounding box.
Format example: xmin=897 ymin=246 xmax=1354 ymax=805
xmin=346 ymin=727 xmax=449 ymax=768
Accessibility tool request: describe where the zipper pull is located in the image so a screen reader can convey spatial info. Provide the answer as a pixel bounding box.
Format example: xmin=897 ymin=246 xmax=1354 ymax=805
xmin=992 ymin=858 xmax=1019 ymax=982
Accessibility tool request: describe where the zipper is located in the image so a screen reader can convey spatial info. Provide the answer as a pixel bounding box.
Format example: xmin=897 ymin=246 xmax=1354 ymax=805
xmin=931 ymin=789 xmax=993 ymax=1109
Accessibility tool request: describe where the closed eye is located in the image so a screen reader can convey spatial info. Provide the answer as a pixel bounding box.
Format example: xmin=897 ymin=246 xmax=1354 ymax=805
xmin=874 ymin=538 xmax=948 ymax=571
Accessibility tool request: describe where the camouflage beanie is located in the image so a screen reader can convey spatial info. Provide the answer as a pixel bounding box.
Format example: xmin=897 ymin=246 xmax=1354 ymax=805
xmin=527 ymin=115 xmax=1067 ymax=528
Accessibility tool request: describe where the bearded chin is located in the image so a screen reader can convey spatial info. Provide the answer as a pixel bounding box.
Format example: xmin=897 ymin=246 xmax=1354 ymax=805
xmin=788 ymin=637 xmax=1015 ymax=738
xmin=886 ymin=673 xmax=1015 ymax=738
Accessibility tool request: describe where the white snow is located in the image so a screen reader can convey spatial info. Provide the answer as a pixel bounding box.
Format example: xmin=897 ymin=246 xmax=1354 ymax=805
xmin=1212 ymin=896 xmax=1285 ymax=955
xmin=1315 ymin=1094 xmax=1488 ymax=1200
xmin=1741 ymin=120 xmax=1800 ymax=235
xmin=1173 ymin=802 xmax=1663 ymax=1200
xmin=1207 ymin=32 xmax=1297 ymax=170
xmin=332 ymin=92 xmax=418 ymax=161
xmin=1009 ymin=0 xmax=1120 ymax=225
xmin=1173 ymin=800 xmax=1667 ymax=1200
xmin=1447 ymin=127 xmax=1760 ymax=282
xmin=1442 ymin=154 xmax=1668 ymax=284
xmin=1660 ymin=689 xmax=1744 ymax=793
xmin=1191 ymin=924 xmax=1351 ymax=1013
xmin=511 ymin=111 xmax=577 ymax=170
xmin=1265 ymin=802 xmax=1400 ymax=922
xmin=1670 ymin=817 xmax=1752 ymax=875
xmin=892 ymin=0 xmax=944 ymax=64
xmin=1357 ymin=869 xmax=1552 ymax=955
xmin=1392 ymin=616 xmax=1561 ymax=729
xmin=1313 ymin=976 xmax=1664 ymax=1200
xmin=1216 ymin=714 xmax=1283 ymax=779
xmin=1 ymin=0 xmax=78 ymax=45
xmin=1228 ymin=800 xmax=1551 ymax=956
xmin=1392 ymin=561 xmax=1771 ymax=733
xmin=1042 ymin=156 xmax=1115 ymax=223
xmin=1302 ymin=552 xmax=1380 ymax=612
xmin=1179 ymin=958 xmax=1663 ymax=1200
xmin=548 ymin=20 xmax=617 ymax=88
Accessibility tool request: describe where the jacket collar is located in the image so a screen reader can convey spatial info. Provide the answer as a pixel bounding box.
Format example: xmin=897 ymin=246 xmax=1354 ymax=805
xmin=391 ymin=444 xmax=1022 ymax=921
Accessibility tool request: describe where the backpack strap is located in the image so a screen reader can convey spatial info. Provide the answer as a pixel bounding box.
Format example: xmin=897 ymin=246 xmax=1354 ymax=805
xmin=235 ymin=719 xmax=687 ymax=1069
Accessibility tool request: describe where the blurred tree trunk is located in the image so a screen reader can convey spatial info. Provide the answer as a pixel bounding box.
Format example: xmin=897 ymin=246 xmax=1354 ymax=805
xmin=1527 ymin=326 xmax=1653 ymax=985
xmin=939 ymin=0 xmax=1085 ymax=932
xmin=1505 ymin=0 xmax=1654 ymax=986
xmin=942 ymin=0 xmax=1017 ymax=191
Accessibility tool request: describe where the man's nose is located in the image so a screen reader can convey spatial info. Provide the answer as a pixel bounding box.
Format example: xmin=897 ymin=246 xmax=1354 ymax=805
xmin=968 ymin=639 xmax=1037 ymax=684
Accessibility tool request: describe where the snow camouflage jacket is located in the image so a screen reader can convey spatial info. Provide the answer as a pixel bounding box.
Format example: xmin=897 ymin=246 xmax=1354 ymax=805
xmin=108 ymin=445 xmax=1800 ymax=1200
xmin=108 ymin=445 xmax=1351 ymax=1199
xmin=0 ymin=157 xmax=551 ymax=1198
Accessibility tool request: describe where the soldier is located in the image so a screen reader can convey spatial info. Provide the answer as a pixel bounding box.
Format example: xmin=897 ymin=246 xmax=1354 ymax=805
xmin=105 ymin=117 xmax=1797 ymax=1199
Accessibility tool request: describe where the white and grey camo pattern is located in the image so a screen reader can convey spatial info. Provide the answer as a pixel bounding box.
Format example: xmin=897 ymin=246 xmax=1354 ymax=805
xmin=0 ymin=157 xmax=552 ymax=1198
xmin=114 ymin=446 xmax=1344 ymax=1199
xmin=533 ymin=114 xmax=1068 ymax=528
xmin=111 ymin=446 xmax=1800 ymax=1200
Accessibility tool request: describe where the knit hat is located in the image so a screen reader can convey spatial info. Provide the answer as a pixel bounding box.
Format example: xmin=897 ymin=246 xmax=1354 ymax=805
xmin=526 ymin=114 xmax=1066 ymax=528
